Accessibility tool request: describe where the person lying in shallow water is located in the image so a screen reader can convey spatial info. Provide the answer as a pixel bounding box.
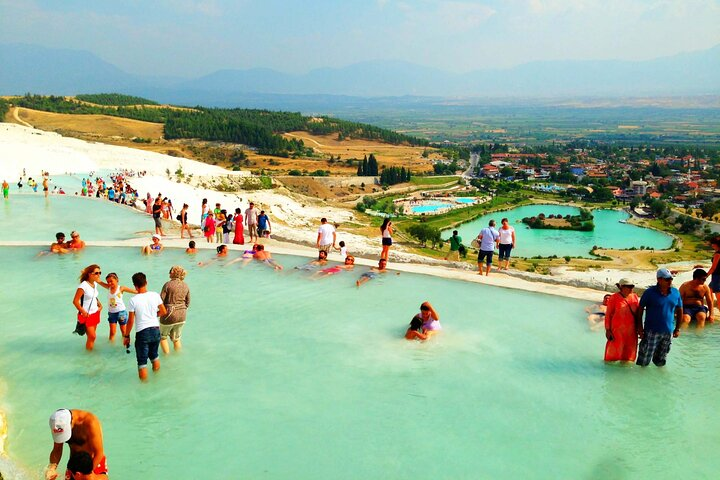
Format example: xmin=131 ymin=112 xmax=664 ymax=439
xmin=198 ymin=244 xmax=228 ymax=266
xmin=313 ymin=255 xmax=355 ymax=277
xmin=296 ymin=250 xmax=329 ymax=271
xmin=253 ymin=244 xmax=283 ymax=270
xmin=356 ymin=258 xmax=399 ymax=287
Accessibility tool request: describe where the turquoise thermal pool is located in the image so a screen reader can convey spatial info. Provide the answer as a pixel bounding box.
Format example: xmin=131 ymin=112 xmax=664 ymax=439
xmin=411 ymin=201 xmax=453 ymax=214
xmin=0 ymin=195 xmax=152 ymax=241
xmin=448 ymin=204 xmax=673 ymax=257
xmin=1 ymin=199 xmax=718 ymax=479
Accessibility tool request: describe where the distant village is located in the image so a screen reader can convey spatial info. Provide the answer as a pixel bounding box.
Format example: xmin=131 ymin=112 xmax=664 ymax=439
xmin=454 ymin=149 xmax=720 ymax=211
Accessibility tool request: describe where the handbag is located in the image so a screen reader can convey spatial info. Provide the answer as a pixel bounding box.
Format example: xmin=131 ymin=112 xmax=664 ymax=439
xmin=73 ymin=321 xmax=87 ymax=336
xmin=73 ymin=288 xmax=96 ymax=336
xmin=470 ymin=238 xmax=480 ymax=249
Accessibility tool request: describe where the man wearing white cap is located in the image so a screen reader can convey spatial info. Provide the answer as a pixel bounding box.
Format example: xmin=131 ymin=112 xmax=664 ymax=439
xmin=46 ymin=409 xmax=107 ymax=479
xmin=635 ymin=268 xmax=683 ymax=367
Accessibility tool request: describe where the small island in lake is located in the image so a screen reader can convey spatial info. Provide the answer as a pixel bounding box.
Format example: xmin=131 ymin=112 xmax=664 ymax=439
xmin=522 ymin=208 xmax=595 ymax=231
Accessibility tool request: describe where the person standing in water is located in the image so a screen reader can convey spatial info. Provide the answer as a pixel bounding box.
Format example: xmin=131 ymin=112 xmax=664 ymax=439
xmin=604 ymin=278 xmax=639 ymax=362
xmin=160 ymin=265 xmax=191 ymax=354
xmin=72 ymin=265 xmax=103 ymax=351
xmin=635 ymin=268 xmax=683 ymax=367
xmin=97 ymin=273 xmax=137 ymax=342
xmin=124 ymin=272 xmax=167 ymax=381
xmin=43 ymin=175 xmax=50 ymax=198
xmin=3 ymin=179 xmax=9 ymax=199
xmin=46 ymin=409 xmax=107 ymax=480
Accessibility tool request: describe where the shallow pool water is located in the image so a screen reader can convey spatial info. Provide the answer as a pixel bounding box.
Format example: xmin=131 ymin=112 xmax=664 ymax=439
xmin=0 ymin=195 xmax=153 ymax=241
xmin=411 ymin=202 xmax=453 ymax=214
xmin=1 ymin=244 xmax=719 ymax=479
xmin=448 ymin=204 xmax=673 ymax=257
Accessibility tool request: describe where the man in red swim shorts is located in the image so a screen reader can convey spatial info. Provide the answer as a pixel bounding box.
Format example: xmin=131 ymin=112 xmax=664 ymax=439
xmin=46 ymin=409 xmax=109 ymax=480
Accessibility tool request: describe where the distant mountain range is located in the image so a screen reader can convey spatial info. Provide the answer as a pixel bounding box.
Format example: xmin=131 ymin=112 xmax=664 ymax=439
xmin=1 ymin=43 xmax=718 ymax=105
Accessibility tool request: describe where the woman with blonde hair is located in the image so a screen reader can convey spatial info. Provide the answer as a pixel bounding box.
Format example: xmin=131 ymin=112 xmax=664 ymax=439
xmin=72 ymin=264 xmax=104 ymax=351
xmin=159 ymin=265 xmax=191 ymax=354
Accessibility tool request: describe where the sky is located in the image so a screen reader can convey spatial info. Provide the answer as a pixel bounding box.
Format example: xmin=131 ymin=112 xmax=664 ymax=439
xmin=1 ymin=0 xmax=719 ymax=78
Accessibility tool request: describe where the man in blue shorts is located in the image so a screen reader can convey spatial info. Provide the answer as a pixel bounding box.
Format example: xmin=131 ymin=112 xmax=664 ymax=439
xmin=476 ymin=220 xmax=499 ymax=276
xmin=679 ymin=268 xmax=714 ymax=328
xmin=635 ymin=268 xmax=683 ymax=367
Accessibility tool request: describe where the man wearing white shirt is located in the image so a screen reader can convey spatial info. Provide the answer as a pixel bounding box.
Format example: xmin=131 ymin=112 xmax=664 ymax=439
xmin=123 ymin=272 xmax=167 ymax=381
xmin=316 ymin=217 xmax=336 ymax=255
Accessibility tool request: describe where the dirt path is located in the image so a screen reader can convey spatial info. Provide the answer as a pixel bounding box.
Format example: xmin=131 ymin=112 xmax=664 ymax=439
xmin=285 ymin=132 xmax=411 ymax=149
xmin=12 ymin=107 xmax=32 ymax=128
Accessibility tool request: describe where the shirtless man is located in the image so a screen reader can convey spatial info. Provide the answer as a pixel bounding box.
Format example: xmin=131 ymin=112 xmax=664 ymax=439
xmin=51 ymin=232 xmax=70 ymax=254
xmin=67 ymin=231 xmax=86 ymax=250
xmin=43 ymin=175 xmax=50 ymax=198
xmin=253 ymin=244 xmax=283 ymax=270
xmin=46 ymin=409 xmax=108 ymax=480
xmin=679 ymin=268 xmax=714 ymax=328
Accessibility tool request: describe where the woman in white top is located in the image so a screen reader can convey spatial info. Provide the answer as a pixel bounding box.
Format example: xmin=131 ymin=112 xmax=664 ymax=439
xmin=97 ymin=273 xmax=137 ymax=341
xmin=72 ymin=264 xmax=104 ymax=351
xmin=380 ymin=218 xmax=393 ymax=261
xmin=498 ymin=217 xmax=516 ymax=271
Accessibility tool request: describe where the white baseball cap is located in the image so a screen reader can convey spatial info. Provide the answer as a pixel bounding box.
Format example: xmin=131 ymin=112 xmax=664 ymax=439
xmin=49 ymin=409 xmax=72 ymax=443
xmin=152 ymin=234 xmax=161 ymax=240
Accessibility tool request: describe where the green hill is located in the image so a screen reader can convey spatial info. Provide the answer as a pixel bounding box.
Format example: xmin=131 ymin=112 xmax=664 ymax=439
xmin=75 ymin=93 xmax=159 ymax=106
xmin=10 ymin=94 xmax=429 ymax=156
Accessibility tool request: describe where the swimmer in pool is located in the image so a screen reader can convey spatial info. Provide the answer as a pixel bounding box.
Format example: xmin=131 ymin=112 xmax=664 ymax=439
xmin=141 ymin=234 xmax=164 ymax=255
xmin=67 ymin=231 xmax=86 ymax=250
xmin=198 ymin=244 xmax=228 ymax=266
xmin=226 ymin=244 xmax=259 ymax=267
xmin=405 ymin=315 xmax=428 ymax=341
xmin=313 ymin=255 xmax=356 ymax=277
xmin=295 ymin=250 xmax=329 ymax=271
xmin=47 ymin=232 xmax=70 ymax=254
xmin=415 ymin=301 xmax=441 ymax=336
xmin=185 ymin=240 xmax=197 ymax=254
xmin=253 ymin=244 xmax=283 ymax=270
xmin=586 ymin=294 xmax=610 ymax=332
xmin=356 ymin=258 xmax=394 ymax=287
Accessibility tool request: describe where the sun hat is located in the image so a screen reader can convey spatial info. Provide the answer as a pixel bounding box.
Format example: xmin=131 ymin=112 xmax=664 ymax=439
xmin=656 ymin=268 xmax=673 ymax=279
xmin=616 ymin=278 xmax=634 ymax=287
xmin=152 ymin=234 xmax=161 ymax=240
xmin=49 ymin=409 xmax=72 ymax=443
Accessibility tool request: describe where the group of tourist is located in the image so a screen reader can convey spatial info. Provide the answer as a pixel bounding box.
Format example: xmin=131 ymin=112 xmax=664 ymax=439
xmin=81 ymin=171 xmax=139 ymax=204
xmin=71 ymin=264 xmax=190 ymax=374
xmin=48 ymin=261 xmax=189 ymax=478
xmin=595 ymin=245 xmax=720 ymax=367
xmin=198 ymin=200 xmax=271 ymax=245
xmin=4 ymin=171 xmax=52 ymax=198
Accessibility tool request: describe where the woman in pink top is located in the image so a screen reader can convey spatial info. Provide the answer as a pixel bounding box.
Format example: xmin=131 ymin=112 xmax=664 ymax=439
xmin=203 ymin=212 xmax=216 ymax=243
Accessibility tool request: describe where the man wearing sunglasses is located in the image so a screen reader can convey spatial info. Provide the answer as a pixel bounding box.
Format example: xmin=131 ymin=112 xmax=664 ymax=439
xmin=635 ymin=268 xmax=683 ymax=367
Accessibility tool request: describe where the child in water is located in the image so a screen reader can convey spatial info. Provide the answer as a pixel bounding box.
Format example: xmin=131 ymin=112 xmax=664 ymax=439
xmin=405 ymin=315 xmax=428 ymax=341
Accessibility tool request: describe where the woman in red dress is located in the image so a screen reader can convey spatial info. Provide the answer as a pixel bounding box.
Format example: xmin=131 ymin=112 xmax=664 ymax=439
xmin=232 ymin=207 xmax=245 ymax=245
xmin=604 ymin=278 xmax=640 ymax=362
